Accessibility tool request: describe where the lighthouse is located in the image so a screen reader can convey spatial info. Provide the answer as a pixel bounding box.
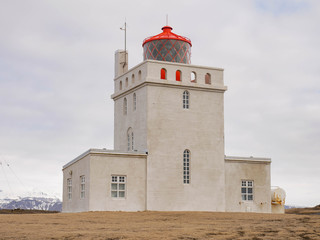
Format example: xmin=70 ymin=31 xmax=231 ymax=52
xmin=62 ymin=25 xmax=280 ymax=214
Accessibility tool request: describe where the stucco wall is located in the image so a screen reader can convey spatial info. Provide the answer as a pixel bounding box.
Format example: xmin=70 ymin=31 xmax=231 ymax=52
xmin=225 ymin=157 xmax=271 ymax=213
xmin=89 ymin=152 xmax=147 ymax=211
xmin=113 ymin=62 xmax=148 ymax=152
xmin=62 ymin=154 xmax=90 ymax=213
xmin=62 ymin=150 xmax=147 ymax=212
xmin=142 ymin=61 xmax=227 ymax=211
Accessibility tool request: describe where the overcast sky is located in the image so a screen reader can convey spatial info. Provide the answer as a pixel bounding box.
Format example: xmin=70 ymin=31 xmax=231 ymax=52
xmin=0 ymin=0 xmax=319 ymax=207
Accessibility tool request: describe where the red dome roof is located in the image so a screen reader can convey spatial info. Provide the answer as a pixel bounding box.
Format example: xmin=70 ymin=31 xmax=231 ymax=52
xmin=142 ymin=26 xmax=192 ymax=46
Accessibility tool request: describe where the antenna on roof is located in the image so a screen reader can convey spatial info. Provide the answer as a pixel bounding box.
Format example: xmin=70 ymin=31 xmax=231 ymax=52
xmin=166 ymin=14 xmax=168 ymax=26
xmin=120 ymin=19 xmax=127 ymax=67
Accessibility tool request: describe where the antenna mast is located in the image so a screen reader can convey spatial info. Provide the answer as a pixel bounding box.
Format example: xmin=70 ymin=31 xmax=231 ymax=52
xmin=166 ymin=14 xmax=168 ymax=25
xmin=120 ymin=20 xmax=127 ymax=67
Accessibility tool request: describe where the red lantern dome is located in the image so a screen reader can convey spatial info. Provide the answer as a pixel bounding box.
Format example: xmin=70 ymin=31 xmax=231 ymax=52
xmin=142 ymin=26 xmax=192 ymax=64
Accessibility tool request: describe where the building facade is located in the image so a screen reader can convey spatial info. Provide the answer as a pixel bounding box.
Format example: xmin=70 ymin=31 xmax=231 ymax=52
xmin=62 ymin=26 xmax=285 ymax=213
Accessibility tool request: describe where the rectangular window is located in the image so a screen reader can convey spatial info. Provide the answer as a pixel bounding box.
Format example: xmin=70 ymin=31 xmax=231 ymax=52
xmin=241 ymin=180 xmax=253 ymax=201
xmin=111 ymin=175 xmax=126 ymax=198
xmin=183 ymin=150 xmax=190 ymax=184
xmin=67 ymin=178 xmax=72 ymax=200
xmin=183 ymin=91 xmax=189 ymax=109
xmin=80 ymin=175 xmax=85 ymax=199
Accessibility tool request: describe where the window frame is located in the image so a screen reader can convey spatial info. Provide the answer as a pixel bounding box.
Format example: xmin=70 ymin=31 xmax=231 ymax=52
xmin=80 ymin=175 xmax=85 ymax=199
xmin=183 ymin=90 xmax=189 ymax=109
xmin=183 ymin=150 xmax=190 ymax=184
xmin=133 ymin=93 xmax=136 ymax=111
xmin=123 ymin=97 xmax=127 ymax=115
xmin=241 ymin=180 xmax=254 ymax=201
xmin=132 ymin=74 xmax=135 ymax=84
xmin=127 ymin=128 xmax=133 ymax=151
xmin=111 ymin=175 xmax=126 ymax=198
xmin=67 ymin=178 xmax=72 ymax=200
xmin=131 ymin=132 xmax=134 ymax=151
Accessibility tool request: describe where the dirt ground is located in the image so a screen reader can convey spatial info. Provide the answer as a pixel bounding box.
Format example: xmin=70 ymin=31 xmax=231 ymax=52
xmin=0 ymin=211 xmax=319 ymax=240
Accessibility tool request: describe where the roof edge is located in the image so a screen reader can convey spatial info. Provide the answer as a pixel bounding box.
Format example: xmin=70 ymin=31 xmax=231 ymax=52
xmin=62 ymin=148 xmax=147 ymax=170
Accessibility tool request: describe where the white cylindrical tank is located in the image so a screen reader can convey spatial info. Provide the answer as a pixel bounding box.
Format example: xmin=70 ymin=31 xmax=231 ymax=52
xmin=271 ymin=186 xmax=286 ymax=205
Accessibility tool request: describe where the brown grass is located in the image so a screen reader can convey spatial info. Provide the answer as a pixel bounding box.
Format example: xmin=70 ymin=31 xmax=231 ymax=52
xmin=0 ymin=211 xmax=319 ymax=239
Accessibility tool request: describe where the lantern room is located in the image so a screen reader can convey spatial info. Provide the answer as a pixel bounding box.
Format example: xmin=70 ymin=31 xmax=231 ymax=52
xmin=142 ymin=26 xmax=192 ymax=64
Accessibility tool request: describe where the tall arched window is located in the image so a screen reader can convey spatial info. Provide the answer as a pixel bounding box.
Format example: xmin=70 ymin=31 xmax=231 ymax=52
xmin=125 ymin=77 xmax=128 ymax=87
xmin=205 ymin=73 xmax=211 ymax=84
xmin=120 ymin=81 xmax=122 ymax=90
xmin=123 ymin=98 xmax=127 ymax=115
xmin=183 ymin=150 xmax=190 ymax=184
xmin=131 ymin=132 xmax=134 ymax=151
xmin=160 ymin=68 xmax=167 ymax=80
xmin=127 ymin=128 xmax=133 ymax=151
xmin=138 ymin=70 xmax=142 ymax=81
xmin=132 ymin=74 xmax=135 ymax=84
xmin=176 ymin=70 xmax=181 ymax=81
xmin=183 ymin=90 xmax=189 ymax=109
xmin=133 ymin=93 xmax=136 ymax=111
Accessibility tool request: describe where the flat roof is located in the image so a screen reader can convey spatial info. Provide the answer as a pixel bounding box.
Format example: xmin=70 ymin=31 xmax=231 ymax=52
xmin=225 ymin=155 xmax=271 ymax=164
xmin=62 ymin=148 xmax=147 ymax=170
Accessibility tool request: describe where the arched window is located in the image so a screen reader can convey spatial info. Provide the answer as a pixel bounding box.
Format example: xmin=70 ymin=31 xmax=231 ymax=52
xmin=161 ymin=68 xmax=167 ymax=80
xmin=183 ymin=150 xmax=190 ymax=184
xmin=125 ymin=77 xmax=128 ymax=87
xmin=176 ymin=70 xmax=181 ymax=81
xmin=127 ymin=128 xmax=133 ymax=151
xmin=183 ymin=90 xmax=189 ymax=109
xmin=190 ymin=71 xmax=196 ymax=83
xmin=131 ymin=132 xmax=134 ymax=151
xmin=123 ymin=98 xmax=127 ymax=115
xmin=120 ymin=81 xmax=122 ymax=90
xmin=205 ymin=73 xmax=211 ymax=84
xmin=133 ymin=93 xmax=136 ymax=111
xmin=132 ymin=74 xmax=135 ymax=84
xmin=138 ymin=70 xmax=142 ymax=81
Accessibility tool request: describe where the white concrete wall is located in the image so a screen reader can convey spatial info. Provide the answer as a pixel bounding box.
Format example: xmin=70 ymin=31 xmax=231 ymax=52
xmin=62 ymin=149 xmax=147 ymax=212
xmin=145 ymin=85 xmax=226 ymax=211
xmin=113 ymin=62 xmax=148 ymax=152
xmin=142 ymin=61 xmax=227 ymax=211
xmin=89 ymin=152 xmax=147 ymax=212
xmin=62 ymin=154 xmax=90 ymax=213
xmin=225 ymin=157 xmax=271 ymax=213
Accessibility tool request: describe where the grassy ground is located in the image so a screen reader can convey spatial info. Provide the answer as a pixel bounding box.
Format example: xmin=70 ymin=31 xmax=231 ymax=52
xmin=0 ymin=209 xmax=319 ymax=240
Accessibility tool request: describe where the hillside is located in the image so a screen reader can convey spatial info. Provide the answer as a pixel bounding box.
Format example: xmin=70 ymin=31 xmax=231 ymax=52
xmin=286 ymin=204 xmax=320 ymax=215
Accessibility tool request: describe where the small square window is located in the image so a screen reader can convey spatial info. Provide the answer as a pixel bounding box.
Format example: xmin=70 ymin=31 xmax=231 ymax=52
xmin=111 ymin=175 xmax=126 ymax=198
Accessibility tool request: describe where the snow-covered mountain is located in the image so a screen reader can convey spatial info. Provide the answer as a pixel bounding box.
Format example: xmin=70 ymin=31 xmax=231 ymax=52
xmin=0 ymin=190 xmax=62 ymax=211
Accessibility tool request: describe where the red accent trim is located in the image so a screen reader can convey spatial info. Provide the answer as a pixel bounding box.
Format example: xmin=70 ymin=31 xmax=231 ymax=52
xmin=176 ymin=70 xmax=181 ymax=81
xmin=161 ymin=68 xmax=166 ymax=79
xmin=142 ymin=26 xmax=192 ymax=47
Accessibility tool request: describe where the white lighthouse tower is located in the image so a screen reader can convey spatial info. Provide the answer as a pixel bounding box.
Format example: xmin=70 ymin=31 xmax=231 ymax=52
xmin=62 ymin=25 xmax=282 ymax=213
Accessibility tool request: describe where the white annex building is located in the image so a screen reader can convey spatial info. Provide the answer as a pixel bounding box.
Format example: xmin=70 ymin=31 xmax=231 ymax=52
xmin=62 ymin=26 xmax=285 ymax=213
